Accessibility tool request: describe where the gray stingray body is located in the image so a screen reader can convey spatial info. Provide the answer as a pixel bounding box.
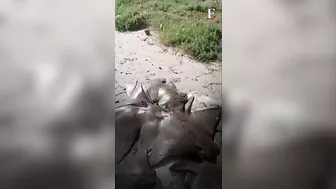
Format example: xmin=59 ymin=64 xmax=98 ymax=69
xmin=115 ymin=85 xmax=164 ymax=189
xmin=116 ymin=142 xmax=157 ymax=189
xmin=115 ymin=103 xmax=151 ymax=163
xmin=117 ymin=79 xmax=222 ymax=163
xmin=116 ymin=87 xmax=221 ymax=167
xmin=187 ymin=91 xmax=221 ymax=112
xmin=115 ymin=78 xmax=222 ymax=189
xmin=169 ymin=160 xmax=222 ymax=189
xmin=144 ymin=107 xmax=221 ymax=168
xmin=115 ymin=84 xmax=166 ymax=163
xmin=124 ymin=79 xmax=187 ymax=108
xmin=123 ymin=79 xmax=222 ymax=114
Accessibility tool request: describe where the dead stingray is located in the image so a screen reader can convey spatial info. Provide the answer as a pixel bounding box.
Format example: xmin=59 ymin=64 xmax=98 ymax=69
xmin=122 ymin=80 xmax=155 ymax=105
xmin=124 ymin=78 xmax=185 ymax=108
xmin=116 ymin=92 xmax=220 ymax=169
xmin=136 ymin=93 xmax=221 ymax=169
xmin=124 ymin=79 xmax=221 ymax=114
xmin=186 ymin=91 xmax=221 ymax=112
xmin=149 ymin=107 xmax=221 ymax=168
xmin=116 ymin=79 xmax=222 ymax=189
xmin=169 ymin=160 xmax=222 ymax=189
xmin=116 ymin=84 xmax=188 ymax=162
xmin=115 ymin=141 xmax=157 ymax=189
xmin=115 ymin=84 xmax=168 ymax=189
xmin=118 ymin=79 xmax=221 ymax=167
xmin=115 ymin=84 xmax=166 ymax=163
xmin=125 ymin=78 xmax=165 ymax=102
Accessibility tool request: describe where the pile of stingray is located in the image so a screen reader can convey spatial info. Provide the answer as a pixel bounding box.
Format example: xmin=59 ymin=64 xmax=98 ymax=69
xmin=115 ymin=78 xmax=222 ymax=189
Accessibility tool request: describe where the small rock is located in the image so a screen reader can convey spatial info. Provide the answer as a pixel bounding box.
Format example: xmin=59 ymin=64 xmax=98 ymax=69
xmin=145 ymin=29 xmax=151 ymax=36
xmin=159 ymin=67 xmax=162 ymax=70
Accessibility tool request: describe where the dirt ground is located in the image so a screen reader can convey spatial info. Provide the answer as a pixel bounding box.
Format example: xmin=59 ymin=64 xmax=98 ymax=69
xmin=115 ymin=30 xmax=222 ymax=104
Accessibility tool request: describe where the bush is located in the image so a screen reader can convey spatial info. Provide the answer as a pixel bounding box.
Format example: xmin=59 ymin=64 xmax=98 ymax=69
xmin=116 ymin=7 xmax=148 ymax=31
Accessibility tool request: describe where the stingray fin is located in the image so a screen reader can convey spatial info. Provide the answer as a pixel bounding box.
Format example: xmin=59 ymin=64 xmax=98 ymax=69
xmin=126 ymin=81 xmax=153 ymax=104
xmin=169 ymin=160 xmax=201 ymax=174
xmin=196 ymin=136 xmax=220 ymax=158
xmin=140 ymin=84 xmax=155 ymax=104
xmin=115 ymin=105 xmax=144 ymax=163
xmin=185 ymin=96 xmax=195 ymax=113
xmin=190 ymin=107 xmax=222 ymax=136
xmin=127 ymin=80 xmax=138 ymax=96
xmin=167 ymin=81 xmax=178 ymax=91
xmin=116 ymin=142 xmax=157 ymax=189
xmin=190 ymin=107 xmax=222 ymax=159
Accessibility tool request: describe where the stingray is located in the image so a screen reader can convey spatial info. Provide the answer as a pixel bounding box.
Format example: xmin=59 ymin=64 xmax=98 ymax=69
xmin=115 ymin=141 xmax=157 ymax=189
xmin=115 ymin=84 xmax=168 ymax=189
xmin=186 ymin=91 xmax=221 ymax=112
xmin=115 ymin=79 xmax=222 ymax=189
xmin=132 ymin=89 xmax=221 ymax=168
xmin=124 ymin=78 xmax=166 ymax=102
xmin=169 ymin=159 xmax=222 ymax=189
xmin=115 ymin=84 xmax=167 ymax=163
xmin=116 ymin=79 xmax=221 ymax=165
xmin=143 ymin=106 xmax=221 ymax=169
xmin=125 ymin=78 xmax=221 ymax=111
xmin=124 ymin=78 xmax=187 ymax=109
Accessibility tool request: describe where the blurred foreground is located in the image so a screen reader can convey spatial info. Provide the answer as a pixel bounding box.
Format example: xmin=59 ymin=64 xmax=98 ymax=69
xmin=222 ymin=0 xmax=336 ymax=189
xmin=0 ymin=1 xmax=115 ymax=189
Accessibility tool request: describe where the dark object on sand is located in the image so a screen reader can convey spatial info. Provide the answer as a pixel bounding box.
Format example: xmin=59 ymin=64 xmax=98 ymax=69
xmin=115 ymin=78 xmax=222 ymax=189
xmin=145 ymin=29 xmax=152 ymax=36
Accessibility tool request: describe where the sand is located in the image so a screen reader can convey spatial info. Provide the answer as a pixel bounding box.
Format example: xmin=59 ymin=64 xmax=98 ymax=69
xmin=115 ymin=30 xmax=222 ymax=104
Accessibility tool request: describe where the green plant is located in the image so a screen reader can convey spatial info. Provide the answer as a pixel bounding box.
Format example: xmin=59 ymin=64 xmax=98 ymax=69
xmin=116 ymin=0 xmax=222 ymax=62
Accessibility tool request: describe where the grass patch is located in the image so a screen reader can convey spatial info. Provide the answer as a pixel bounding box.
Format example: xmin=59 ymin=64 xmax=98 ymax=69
xmin=116 ymin=0 xmax=222 ymax=63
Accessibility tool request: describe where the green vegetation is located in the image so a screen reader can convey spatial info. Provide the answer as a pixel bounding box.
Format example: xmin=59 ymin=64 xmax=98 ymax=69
xmin=116 ymin=0 xmax=222 ymax=62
